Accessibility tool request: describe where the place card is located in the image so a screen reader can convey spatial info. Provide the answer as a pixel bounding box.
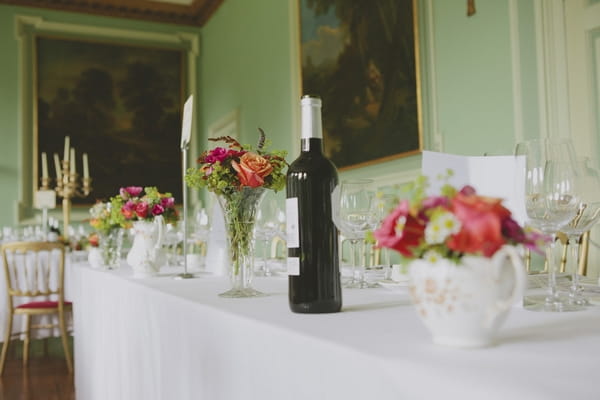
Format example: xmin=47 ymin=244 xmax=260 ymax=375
xmin=180 ymin=95 xmax=193 ymax=148
xmin=422 ymin=151 xmax=526 ymax=224
xmin=34 ymin=190 xmax=57 ymax=209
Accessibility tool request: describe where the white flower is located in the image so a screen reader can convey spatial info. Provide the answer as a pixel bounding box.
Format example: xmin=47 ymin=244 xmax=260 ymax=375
xmin=423 ymin=250 xmax=444 ymax=263
xmin=424 ymin=211 xmax=461 ymax=244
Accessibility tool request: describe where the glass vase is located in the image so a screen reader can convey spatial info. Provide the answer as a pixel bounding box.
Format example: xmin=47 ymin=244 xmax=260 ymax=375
xmin=217 ymin=187 xmax=266 ymax=298
xmin=98 ymin=228 xmax=124 ymax=269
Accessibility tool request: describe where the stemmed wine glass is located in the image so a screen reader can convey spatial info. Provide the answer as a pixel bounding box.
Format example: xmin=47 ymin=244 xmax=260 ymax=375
xmin=164 ymin=223 xmax=183 ymax=266
xmin=254 ymin=193 xmax=285 ymax=277
xmin=332 ymin=179 xmax=379 ymax=288
xmin=515 ymin=137 xmax=581 ymax=312
xmin=373 ymin=192 xmax=398 ymax=280
xmin=558 ymin=158 xmax=600 ymax=306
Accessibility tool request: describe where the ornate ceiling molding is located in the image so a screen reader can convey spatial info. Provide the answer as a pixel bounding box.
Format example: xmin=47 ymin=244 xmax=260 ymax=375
xmin=0 ymin=0 xmax=223 ymax=27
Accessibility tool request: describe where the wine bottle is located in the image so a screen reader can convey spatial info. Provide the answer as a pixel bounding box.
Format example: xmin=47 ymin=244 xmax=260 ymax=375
xmin=286 ymin=95 xmax=342 ymax=313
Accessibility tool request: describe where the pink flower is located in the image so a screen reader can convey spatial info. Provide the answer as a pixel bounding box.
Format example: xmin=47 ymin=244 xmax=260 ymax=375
xmin=120 ymin=186 xmax=143 ymax=200
xmin=152 ymin=204 xmax=165 ymax=216
xmin=231 ymin=152 xmax=273 ymax=188
xmin=135 ymin=202 xmax=149 ymax=219
xmin=419 ymin=195 xmax=450 ymax=220
xmin=160 ymin=197 xmax=175 ymax=208
xmin=373 ymin=200 xmax=425 ymax=258
xmin=204 ymin=147 xmax=228 ymax=163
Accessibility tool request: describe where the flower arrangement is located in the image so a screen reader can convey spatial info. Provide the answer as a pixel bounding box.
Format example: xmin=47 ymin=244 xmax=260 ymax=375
xmin=185 ymin=130 xmax=287 ymax=196
xmin=185 ymin=130 xmax=288 ymax=297
xmin=117 ymin=186 xmax=179 ymax=225
xmin=374 ymin=173 xmax=546 ymax=263
xmin=89 ymin=198 xmax=127 ymax=234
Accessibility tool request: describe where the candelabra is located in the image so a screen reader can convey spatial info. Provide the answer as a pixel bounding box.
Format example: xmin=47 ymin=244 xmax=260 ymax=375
xmin=54 ymin=159 xmax=92 ymax=239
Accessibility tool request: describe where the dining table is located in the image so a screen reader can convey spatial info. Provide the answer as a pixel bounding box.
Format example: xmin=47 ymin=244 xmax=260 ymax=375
xmin=71 ymin=261 xmax=600 ymax=400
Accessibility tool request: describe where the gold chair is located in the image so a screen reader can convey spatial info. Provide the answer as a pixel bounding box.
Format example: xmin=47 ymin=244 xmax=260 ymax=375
xmin=525 ymin=231 xmax=591 ymax=276
xmin=0 ymin=241 xmax=72 ymax=375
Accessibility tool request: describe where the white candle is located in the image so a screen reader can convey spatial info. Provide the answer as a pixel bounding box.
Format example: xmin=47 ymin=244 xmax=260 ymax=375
xmin=53 ymin=153 xmax=62 ymax=180
xmin=63 ymin=136 xmax=70 ymax=162
xmin=70 ymin=148 xmax=76 ymax=174
xmin=83 ymin=153 xmax=89 ymax=178
xmin=41 ymin=152 xmax=48 ymax=179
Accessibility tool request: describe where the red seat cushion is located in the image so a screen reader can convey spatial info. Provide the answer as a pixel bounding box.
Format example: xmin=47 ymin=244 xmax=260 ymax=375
xmin=16 ymin=301 xmax=72 ymax=309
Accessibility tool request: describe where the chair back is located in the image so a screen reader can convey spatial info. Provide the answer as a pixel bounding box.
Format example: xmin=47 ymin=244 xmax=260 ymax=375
xmin=1 ymin=241 xmax=66 ymax=308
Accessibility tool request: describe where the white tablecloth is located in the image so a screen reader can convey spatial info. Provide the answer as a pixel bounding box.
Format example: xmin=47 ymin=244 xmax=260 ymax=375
xmin=72 ymin=263 xmax=600 ymax=400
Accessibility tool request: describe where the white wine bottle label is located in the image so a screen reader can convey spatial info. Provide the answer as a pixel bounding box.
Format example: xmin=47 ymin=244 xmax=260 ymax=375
xmin=287 ymin=256 xmax=300 ymax=276
xmin=286 ymin=197 xmax=300 ymax=248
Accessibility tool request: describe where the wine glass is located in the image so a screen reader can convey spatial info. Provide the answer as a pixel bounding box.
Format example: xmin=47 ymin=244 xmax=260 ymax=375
xmin=187 ymin=206 xmax=211 ymax=271
xmin=372 ymin=192 xmax=398 ymax=281
xmin=254 ymin=193 xmax=285 ymax=277
xmin=515 ymin=137 xmax=581 ymax=311
xmin=558 ymin=158 xmax=600 ymax=306
xmin=333 ymin=179 xmax=379 ymax=288
xmin=163 ymin=223 xmax=183 ymax=266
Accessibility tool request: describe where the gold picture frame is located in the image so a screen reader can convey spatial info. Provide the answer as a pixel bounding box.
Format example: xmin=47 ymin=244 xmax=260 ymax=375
xmin=299 ymin=0 xmax=423 ymax=170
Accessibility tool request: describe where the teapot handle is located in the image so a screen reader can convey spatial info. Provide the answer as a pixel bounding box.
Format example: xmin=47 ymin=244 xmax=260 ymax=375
xmin=154 ymin=215 xmax=165 ymax=250
xmin=488 ymin=246 xmax=527 ymax=321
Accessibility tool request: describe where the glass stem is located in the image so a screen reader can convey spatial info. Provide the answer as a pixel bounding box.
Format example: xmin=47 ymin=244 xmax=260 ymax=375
xmin=545 ymin=235 xmax=560 ymax=305
xmin=350 ymin=239 xmax=358 ymax=283
xmin=568 ymin=237 xmax=585 ymax=304
xmin=356 ymin=239 xmax=365 ymax=285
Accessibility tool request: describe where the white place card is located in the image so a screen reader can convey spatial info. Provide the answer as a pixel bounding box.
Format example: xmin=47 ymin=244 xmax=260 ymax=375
xmin=34 ymin=190 xmax=57 ymax=209
xmin=421 ymin=151 xmax=526 ymax=225
xmin=180 ymin=95 xmax=194 ymax=149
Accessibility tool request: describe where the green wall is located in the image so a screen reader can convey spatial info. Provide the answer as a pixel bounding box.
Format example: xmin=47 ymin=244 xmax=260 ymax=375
xmin=200 ymin=0 xmax=539 ymax=175
xmin=0 ymin=0 xmax=539 ymax=227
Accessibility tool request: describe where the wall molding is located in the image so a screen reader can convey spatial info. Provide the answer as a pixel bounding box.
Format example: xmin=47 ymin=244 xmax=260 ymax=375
xmin=534 ymin=0 xmax=571 ymax=139
xmin=14 ymin=15 xmax=200 ymax=223
xmin=508 ymin=0 xmax=524 ymax=145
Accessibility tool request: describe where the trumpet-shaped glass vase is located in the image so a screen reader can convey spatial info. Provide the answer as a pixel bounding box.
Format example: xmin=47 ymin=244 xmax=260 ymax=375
xmin=217 ymin=187 xmax=266 ymax=298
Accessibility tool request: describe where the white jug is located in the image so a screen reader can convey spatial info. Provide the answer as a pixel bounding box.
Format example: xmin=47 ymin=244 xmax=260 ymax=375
xmin=408 ymin=246 xmax=527 ymax=348
xmin=126 ymin=215 xmax=166 ymax=278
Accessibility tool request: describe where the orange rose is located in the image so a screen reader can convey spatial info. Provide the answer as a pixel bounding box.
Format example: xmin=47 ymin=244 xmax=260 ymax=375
xmin=231 ymin=152 xmax=273 ymax=187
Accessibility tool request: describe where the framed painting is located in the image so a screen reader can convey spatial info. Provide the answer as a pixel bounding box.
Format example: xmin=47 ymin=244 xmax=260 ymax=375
xmin=299 ymin=0 xmax=422 ymax=170
xmin=35 ymin=35 xmax=186 ymax=205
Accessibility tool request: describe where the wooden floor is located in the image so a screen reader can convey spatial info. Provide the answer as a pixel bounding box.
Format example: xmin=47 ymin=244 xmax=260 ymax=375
xmin=0 ymin=338 xmax=74 ymax=400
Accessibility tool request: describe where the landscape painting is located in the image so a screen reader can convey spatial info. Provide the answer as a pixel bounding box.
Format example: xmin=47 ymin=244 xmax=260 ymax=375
xmin=36 ymin=36 xmax=185 ymax=205
xmin=300 ymin=0 xmax=422 ymax=169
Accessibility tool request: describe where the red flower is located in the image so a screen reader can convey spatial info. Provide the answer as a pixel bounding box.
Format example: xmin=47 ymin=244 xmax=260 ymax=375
xmin=135 ymin=202 xmax=149 ymax=219
xmin=151 ymin=204 xmax=165 ymax=216
xmin=88 ymin=233 xmax=99 ymax=247
xmin=447 ymin=192 xmax=511 ymax=257
xmin=121 ymin=205 xmax=134 ymax=219
xmin=373 ymin=200 xmax=425 ymax=258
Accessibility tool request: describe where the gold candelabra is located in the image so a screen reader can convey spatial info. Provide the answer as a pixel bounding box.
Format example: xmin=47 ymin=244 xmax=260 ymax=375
xmin=55 ymin=160 xmax=92 ymax=239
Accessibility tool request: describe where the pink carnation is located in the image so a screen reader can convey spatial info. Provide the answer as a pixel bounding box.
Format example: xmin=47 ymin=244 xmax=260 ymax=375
xmin=120 ymin=186 xmax=143 ymax=200
xmin=373 ymin=200 xmax=425 ymax=258
xmin=204 ymin=147 xmax=229 ymax=163
xmin=160 ymin=197 xmax=175 ymax=208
